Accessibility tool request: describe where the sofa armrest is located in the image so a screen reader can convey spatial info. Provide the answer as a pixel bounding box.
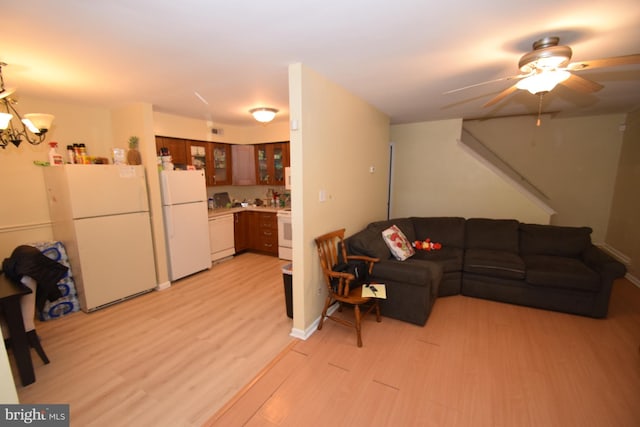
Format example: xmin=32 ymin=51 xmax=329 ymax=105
xmin=371 ymin=259 xmax=440 ymax=288
xmin=582 ymin=245 xmax=627 ymax=279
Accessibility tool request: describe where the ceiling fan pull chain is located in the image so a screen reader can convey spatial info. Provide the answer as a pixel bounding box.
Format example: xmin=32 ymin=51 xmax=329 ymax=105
xmin=536 ymin=93 xmax=544 ymax=127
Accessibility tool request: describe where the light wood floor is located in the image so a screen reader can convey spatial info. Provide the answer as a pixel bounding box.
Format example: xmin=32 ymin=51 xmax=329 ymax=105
xmin=15 ymin=252 xmax=294 ymax=426
xmin=209 ymin=278 xmax=640 ymax=427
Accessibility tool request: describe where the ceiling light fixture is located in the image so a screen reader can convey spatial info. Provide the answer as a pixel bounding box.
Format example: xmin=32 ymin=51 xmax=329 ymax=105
xmin=250 ymin=107 xmax=278 ymax=123
xmin=516 ymin=70 xmax=571 ymax=95
xmin=0 ymin=62 xmax=55 ymax=149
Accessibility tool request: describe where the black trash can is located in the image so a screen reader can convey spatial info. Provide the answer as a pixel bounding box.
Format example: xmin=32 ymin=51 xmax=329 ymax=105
xmin=282 ymin=263 xmax=293 ymax=318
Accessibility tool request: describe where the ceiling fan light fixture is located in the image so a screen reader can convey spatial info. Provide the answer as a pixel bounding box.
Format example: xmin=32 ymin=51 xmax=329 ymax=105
xmin=250 ymin=107 xmax=278 ymax=123
xmin=516 ymin=70 xmax=570 ymax=95
xmin=518 ymin=39 xmax=572 ymax=73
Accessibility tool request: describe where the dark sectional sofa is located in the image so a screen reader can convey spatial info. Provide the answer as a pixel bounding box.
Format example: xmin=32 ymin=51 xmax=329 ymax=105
xmin=345 ymin=217 xmax=627 ymax=326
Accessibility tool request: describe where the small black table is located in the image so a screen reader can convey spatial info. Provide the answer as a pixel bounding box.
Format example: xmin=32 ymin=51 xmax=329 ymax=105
xmin=0 ymin=274 xmax=35 ymax=386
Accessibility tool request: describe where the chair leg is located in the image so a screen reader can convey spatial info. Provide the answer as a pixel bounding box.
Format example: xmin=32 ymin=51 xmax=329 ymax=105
xmin=354 ymin=304 xmax=363 ymax=347
xmin=26 ymin=330 xmax=50 ymax=364
xmin=317 ymin=296 xmax=332 ymax=331
xmin=375 ymin=300 xmax=381 ymax=322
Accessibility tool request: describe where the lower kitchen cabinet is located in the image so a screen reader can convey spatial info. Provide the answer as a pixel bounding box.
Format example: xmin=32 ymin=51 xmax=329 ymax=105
xmin=209 ymin=214 xmax=235 ymax=261
xmin=255 ymin=212 xmax=278 ymax=255
xmin=233 ymin=210 xmax=278 ymax=256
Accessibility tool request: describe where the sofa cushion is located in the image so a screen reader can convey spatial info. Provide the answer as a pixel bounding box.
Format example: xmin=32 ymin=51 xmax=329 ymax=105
xmin=412 ymin=247 xmax=464 ymax=273
xmin=523 ymin=255 xmax=600 ymax=291
xmin=371 ymin=258 xmax=441 ymax=287
xmin=520 ymin=223 xmax=592 ymax=257
xmin=411 ymin=217 xmax=466 ymax=248
xmin=464 ymin=248 xmax=525 ymax=280
xmin=347 ymin=227 xmax=391 ymax=260
xmin=466 ymin=218 xmax=520 ymax=252
xmin=382 ymin=225 xmax=415 ymax=261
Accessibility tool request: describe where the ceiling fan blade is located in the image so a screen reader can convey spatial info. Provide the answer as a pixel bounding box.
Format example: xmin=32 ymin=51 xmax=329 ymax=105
xmin=482 ymin=83 xmax=519 ymax=108
xmin=561 ymin=73 xmax=604 ymax=93
xmin=567 ymin=54 xmax=640 ymax=71
xmin=443 ymin=74 xmax=525 ymax=95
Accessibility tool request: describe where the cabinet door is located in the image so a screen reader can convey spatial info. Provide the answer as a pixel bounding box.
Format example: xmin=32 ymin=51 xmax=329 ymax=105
xmin=255 ymin=144 xmax=270 ymax=185
xmin=187 ymin=141 xmax=214 ymax=186
xmin=272 ymin=143 xmax=286 ymax=186
xmin=212 ymin=143 xmax=232 ymax=186
xmin=232 ymin=145 xmax=256 ymax=185
xmin=234 ymin=211 xmax=249 ymax=252
xmin=156 ymin=136 xmax=188 ymax=167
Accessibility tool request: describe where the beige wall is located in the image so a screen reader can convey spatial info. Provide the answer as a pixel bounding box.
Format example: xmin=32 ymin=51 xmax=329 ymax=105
xmin=463 ymin=114 xmax=626 ymax=243
xmin=153 ymin=111 xmax=290 ymax=144
xmin=606 ymin=109 xmax=640 ymax=280
xmin=0 ymin=97 xmax=113 ymax=257
xmin=390 ymin=119 xmax=551 ymax=224
xmin=288 ymin=63 xmax=390 ymax=334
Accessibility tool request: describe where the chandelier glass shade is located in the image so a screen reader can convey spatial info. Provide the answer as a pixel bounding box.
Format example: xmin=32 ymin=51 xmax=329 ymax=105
xmin=0 ymin=62 xmax=55 ymax=149
xmin=250 ymin=107 xmax=278 ymax=123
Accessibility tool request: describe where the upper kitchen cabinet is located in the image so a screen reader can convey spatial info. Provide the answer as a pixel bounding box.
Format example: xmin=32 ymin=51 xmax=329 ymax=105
xmin=187 ymin=141 xmax=213 ymax=185
xmin=255 ymin=142 xmax=290 ymax=186
xmin=211 ymin=143 xmax=232 ymax=186
xmin=156 ymin=136 xmax=188 ymax=168
xmin=232 ymin=144 xmax=257 ymax=185
xmin=187 ymin=140 xmax=232 ymax=186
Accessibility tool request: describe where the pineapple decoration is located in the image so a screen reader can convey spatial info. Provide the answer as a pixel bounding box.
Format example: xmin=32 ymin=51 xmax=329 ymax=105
xmin=126 ymin=136 xmax=142 ymax=165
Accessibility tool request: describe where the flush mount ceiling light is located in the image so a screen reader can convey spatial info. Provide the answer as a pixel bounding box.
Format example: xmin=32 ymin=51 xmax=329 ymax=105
xmin=250 ymin=107 xmax=278 ymax=123
xmin=0 ymin=62 xmax=55 ymax=149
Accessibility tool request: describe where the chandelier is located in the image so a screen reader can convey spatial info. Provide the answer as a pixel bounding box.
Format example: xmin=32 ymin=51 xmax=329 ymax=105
xmin=0 ymin=62 xmax=55 ymax=149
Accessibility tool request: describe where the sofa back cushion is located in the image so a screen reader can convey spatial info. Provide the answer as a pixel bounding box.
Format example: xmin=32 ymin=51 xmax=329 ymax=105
xmin=411 ymin=217 xmax=466 ymax=248
xmin=466 ymin=218 xmax=520 ymax=252
xmin=346 ymin=227 xmax=391 ymax=260
xmin=520 ymin=223 xmax=592 ymax=257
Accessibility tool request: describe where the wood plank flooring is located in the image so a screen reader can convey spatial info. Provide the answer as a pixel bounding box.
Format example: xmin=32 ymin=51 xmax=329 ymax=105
xmin=12 ymin=252 xmax=640 ymax=427
xmin=209 ymin=278 xmax=640 ymax=427
xmin=14 ymin=253 xmax=294 ymax=426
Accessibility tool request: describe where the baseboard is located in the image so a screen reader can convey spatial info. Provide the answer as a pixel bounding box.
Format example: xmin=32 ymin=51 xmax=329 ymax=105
xmin=155 ymin=281 xmax=171 ymax=291
xmin=289 ymin=304 xmax=339 ymax=340
xmin=599 ymin=243 xmax=631 ymax=265
xmin=625 ymin=273 xmax=640 ymax=288
xmin=597 ymin=244 xmax=639 ymax=288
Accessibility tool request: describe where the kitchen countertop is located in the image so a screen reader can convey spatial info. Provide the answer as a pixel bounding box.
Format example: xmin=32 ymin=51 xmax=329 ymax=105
xmin=208 ymin=206 xmax=290 ymax=218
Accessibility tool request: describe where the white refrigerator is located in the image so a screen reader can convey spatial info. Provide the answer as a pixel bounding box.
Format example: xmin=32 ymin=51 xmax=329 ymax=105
xmin=43 ymin=165 xmax=157 ymax=312
xmin=160 ymin=170 xmax=211 ymax=281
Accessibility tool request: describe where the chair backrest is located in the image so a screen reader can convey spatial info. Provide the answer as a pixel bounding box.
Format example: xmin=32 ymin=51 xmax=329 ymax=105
xmin=315 ymin=229 xmax=348 ymax=293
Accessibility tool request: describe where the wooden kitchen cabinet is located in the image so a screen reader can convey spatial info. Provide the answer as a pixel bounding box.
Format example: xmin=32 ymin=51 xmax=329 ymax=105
xmin=234 ymin=210 xmax=278 ymax=256
xmin=156 ymin=136 xmax=188 ymax=167
xmin=212 ymin=143 xmax=232 ymax=186
xmin=255 ymin=142 xmax=290 ymax=186
xmin=234 ymin=211 xmax=250 ymax=252
xmin=186 ymin=140 xmax=232 ymax=186
xmin=255 ymin=211 xmax=278 ymax=255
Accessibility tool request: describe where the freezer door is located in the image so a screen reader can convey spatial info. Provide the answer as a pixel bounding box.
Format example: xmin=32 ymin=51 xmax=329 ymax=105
xmin=160 ymin=170 xmax=207 ymax=205
xmin=72 ymin=211 xmax=156 ymax=311
xmin=46 ymin=165 xmax=149 ymax=218
xmin=164 ymin=201 xmax=212 ymax=280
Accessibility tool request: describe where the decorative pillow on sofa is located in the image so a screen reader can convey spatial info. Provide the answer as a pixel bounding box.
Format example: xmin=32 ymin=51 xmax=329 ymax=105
xmin=382 ymin=225 xmax=415 ymax=261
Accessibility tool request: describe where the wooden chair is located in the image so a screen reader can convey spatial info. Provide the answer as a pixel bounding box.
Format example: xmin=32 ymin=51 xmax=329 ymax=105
xmin=315 ymin=228 xmax=381 ymax=347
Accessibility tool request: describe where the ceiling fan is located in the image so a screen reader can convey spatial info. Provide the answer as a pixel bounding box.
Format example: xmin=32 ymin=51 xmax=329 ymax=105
xmin=446 ymin=36 xmax=640 ymax=114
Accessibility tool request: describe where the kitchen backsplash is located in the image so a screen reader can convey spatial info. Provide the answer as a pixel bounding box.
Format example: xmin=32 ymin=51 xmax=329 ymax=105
xmin=207 ymin=185 xmax=288 ymax=206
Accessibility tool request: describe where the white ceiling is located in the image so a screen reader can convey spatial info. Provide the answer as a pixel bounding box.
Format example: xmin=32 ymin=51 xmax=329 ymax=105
xmin=3 ymin=1 xmax=640 ymax=126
